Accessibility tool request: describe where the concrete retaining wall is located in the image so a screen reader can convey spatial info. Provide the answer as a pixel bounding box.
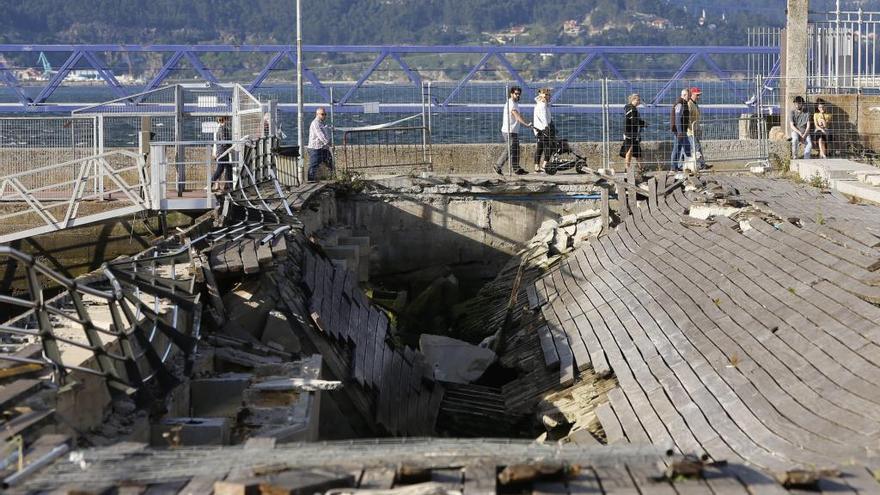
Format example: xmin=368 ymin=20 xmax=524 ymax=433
xmin=341 ymin=139 xmax=790 ymax=175
xmin=336 ymin=181 xmax=603 ymax=289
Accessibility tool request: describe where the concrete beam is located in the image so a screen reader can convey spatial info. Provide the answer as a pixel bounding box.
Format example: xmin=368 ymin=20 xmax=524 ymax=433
xmin=783 ymin=0 xmax=809 ymax=127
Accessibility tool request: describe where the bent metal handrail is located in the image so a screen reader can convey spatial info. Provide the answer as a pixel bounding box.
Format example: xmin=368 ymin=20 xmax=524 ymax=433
xmin=0 ymin=244 xmax=200 ymax=400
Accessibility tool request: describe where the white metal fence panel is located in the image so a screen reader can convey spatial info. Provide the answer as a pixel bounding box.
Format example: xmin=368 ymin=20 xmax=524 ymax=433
xmin=0 ymin=116 xmax=97 ymax=199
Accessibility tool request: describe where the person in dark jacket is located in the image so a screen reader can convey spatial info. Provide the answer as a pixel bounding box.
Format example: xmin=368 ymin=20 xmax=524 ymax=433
xmin=670 ymin=88 xmax=691 ymax=171
xmin=210 ymin=116 xmax=233 ymax=192
xmin=619 ymin=93 xmax=646 ymax=178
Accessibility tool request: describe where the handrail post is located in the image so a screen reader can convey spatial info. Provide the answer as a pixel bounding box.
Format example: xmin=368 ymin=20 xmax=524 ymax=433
xmin=149 ymin=144 xmax=165 ymax=210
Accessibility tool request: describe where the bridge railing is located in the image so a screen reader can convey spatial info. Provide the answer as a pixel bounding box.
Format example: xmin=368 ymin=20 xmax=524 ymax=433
xmin=0 ymin=150 xmax=149 ymax=244
xmin=0 ymin=243 xmax=200 ymax=399
xmin=340 ymin=126 xmax=431 ymax=175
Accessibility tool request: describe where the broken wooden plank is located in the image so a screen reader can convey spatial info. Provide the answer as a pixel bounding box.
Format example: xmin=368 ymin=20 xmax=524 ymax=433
xmin=535 ymin=325 xmax=560 ymax=368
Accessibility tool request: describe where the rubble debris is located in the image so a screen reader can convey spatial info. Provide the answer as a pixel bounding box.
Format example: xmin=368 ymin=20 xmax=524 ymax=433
xmin=419 ymin=334 xmax=496 ymax=384
xmin=150 ymin=417 xmax=231 ymax=446
xmin=261 ymin=310 xmax=303 ymax=354
xmin=251 ymin=377 xmax=341 ymax=392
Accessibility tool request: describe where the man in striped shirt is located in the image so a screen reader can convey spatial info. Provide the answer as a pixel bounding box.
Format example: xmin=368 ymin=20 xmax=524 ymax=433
xmin=307 ymin=108 xmax=334 ymax=181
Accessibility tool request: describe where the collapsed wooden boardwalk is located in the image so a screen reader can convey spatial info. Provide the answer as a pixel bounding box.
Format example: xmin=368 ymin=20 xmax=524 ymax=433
xmin=533 ymin=174 xmax=880 ymax=470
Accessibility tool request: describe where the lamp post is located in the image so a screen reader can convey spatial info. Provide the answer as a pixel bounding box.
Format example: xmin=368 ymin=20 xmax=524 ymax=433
xmin=296 ymin=0 xmax=305 ymax=184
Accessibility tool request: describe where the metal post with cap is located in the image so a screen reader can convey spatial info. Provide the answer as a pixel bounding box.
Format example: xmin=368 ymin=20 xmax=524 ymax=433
xmin=296 ymin=0 xmax=305 ymax=184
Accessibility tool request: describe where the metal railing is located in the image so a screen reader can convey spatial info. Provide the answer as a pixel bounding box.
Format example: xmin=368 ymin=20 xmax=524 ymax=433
xmin=0 ymin=150 xmax=149 ymax=244
xmin=0 ymin=116 xmax=98 ymax=195
xmin=0 ymin=244 xmax=200 ymax=397
xmin=340 ymin=126 xmax=432 ymax=174
xmin=809 ymin=7 xmax=880 ymax=91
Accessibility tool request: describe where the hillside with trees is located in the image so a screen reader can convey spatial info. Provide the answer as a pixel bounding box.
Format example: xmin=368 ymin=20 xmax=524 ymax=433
xmin=0 ymin=0 xmax=859 ymax=80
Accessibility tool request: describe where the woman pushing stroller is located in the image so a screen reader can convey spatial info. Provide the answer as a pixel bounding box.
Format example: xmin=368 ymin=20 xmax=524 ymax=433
xmin=619 ymin=93 xmax=647 ymax=180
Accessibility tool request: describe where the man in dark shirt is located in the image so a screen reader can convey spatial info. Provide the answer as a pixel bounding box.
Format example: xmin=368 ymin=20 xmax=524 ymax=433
xmin=670 ymin=88 xmax=691 ymax=171
xmin=789 ymin=96 xmax=812 ymax=159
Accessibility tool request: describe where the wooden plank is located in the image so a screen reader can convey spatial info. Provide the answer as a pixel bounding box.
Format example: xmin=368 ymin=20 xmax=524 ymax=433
xmin=354 ymin=303 xmax=370 ymax=387
xmin=601 ymin=187 xmax=610 ymax=233
xmin=546 ymin=321 xmax=575 ymax=386
xmin=607 ymin=388 xmax=649 ymax=444
xmin=0 ymin=409 xmax=54 ymax=442
xmin=223 ymin=241 xmax=244 ymax=274
xmin=364 ymin=308 xmax=381 ymax=386
xmin=239 ymin=239 xmax=260 ymax=275
xmin=270 ymin=233 xmax=288 ymax=259
xmin=535 ymin=325 xmax=560 ymax=368
xmin=617 ymin=181 xmax=629 ymax=218
xmin=625 ymin=464 xmax=677 ymax=495
xmin=700 ymin=466 xmax=750 ymax=495
xmin=648 ymin=177 xmax=658 ymax=211
xmin=255 ymin=238 xmax=273 ymax=267
xmin=375 ymin=342 xmax=394 ymax=430
xmin=0 ymin=379 xmax=41 ymax=409
xmin=595 ymin=401 xmax=625 ymax=444
xmin=591 ymin=465 xmax=639 ymax=495
xmin=526 ymin=284 xmax=540 ymax=310
xmin=716 ymin=463 xmax=788 ymax=495
xmin=208 ymin=243 xmax=229 ymax=274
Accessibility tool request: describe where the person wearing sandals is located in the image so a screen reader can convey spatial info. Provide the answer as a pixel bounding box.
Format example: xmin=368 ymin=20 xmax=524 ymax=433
xmin=619 ymin=93 xmax=646 ymax=179
xmin=814 ymin=98 xmax=832 ymax=158
xmin=532 ymin=88 xmax=553 ymax=173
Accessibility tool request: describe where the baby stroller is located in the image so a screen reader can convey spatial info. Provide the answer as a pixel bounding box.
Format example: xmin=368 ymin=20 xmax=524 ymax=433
xmin=536 ymin=126 xmax=588 ymax=175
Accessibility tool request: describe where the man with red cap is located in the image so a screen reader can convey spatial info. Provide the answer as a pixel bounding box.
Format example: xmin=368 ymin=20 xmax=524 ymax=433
xmin=688 ymin=87 xmax=708 ymax=169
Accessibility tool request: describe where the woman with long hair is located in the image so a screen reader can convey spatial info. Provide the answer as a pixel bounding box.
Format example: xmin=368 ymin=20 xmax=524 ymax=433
xmin=532 ymin=88 xmax=553 ymax=172
xmin=619 ymin=93 xmax=646 ymax=178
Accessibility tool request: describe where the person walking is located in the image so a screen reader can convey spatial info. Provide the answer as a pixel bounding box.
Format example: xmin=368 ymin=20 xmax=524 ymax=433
xmin=619 ymin=93 xmax=646 ymax=179
xmin=307 ymin=107 xmax=334 ymax=182
xmin=495 ymin=86 xmax=532 ymax=175
xmin=532 ymin=88 xmax=553 ymax=173
xmin=790 ymin=96 xmax=812 ymax=160
xmin=687 ymin=87 xmax=709 ymax=170
xmin=210 ymin=116 xmax=233 ymax=192
xmin=813 ymin=98 xmax=831 ymax=159
xmin=670 ymin=88 xmax=691 ymax=171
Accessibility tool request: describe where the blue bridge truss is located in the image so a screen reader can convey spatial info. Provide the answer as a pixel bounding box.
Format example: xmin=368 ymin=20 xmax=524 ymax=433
xmin=0 ymin=44 xmax=780 ymax=113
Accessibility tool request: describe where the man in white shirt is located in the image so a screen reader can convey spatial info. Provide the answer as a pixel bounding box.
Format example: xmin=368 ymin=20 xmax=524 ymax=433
xmin=495 ymin=86 xmax=532 ymax=175
xmin=307 ymin=107 xmax=333 ymax=181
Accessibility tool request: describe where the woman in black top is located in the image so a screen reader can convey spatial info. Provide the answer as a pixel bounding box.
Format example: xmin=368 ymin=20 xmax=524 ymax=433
xmin=619 ymin=93 xmax=646 ymax=178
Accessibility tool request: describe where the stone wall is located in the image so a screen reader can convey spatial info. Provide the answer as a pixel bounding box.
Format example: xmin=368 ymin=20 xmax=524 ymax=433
xmin=342 ymin=139 xmax=790 ymax=175
xmin=336 ymin=178 xmax=603 ymax=290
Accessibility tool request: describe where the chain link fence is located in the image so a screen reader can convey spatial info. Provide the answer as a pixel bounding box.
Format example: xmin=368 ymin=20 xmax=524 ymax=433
xmin=0 ymin=116 xmax=98 ymax=199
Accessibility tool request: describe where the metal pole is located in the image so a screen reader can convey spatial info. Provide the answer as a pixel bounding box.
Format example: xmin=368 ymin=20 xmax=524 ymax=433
xmin=601 ymin=78 xmax=608 ymax=171
xmin=296 ymin=0 xmax=305 ymax=184
xmin=329 ymin=86 xmax=334 ymax=145
xmin=421 ymin=81 xmax=428 ymax=169
xmin=427 ymin=81 xmax=433 ymax=171
xmin=505 ymin=82 xmax=511 ymax=176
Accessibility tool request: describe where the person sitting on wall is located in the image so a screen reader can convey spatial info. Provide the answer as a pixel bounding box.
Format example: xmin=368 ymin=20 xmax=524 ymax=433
xmin=813 ymin=98 xmax=832 ymax=159
xmin=790 ymin=96 xmax=812 ymax=160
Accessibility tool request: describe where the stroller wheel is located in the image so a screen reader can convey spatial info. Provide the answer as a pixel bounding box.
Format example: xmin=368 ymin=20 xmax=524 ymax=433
xmin=545 ymin=165 xmax=558 ymax=175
